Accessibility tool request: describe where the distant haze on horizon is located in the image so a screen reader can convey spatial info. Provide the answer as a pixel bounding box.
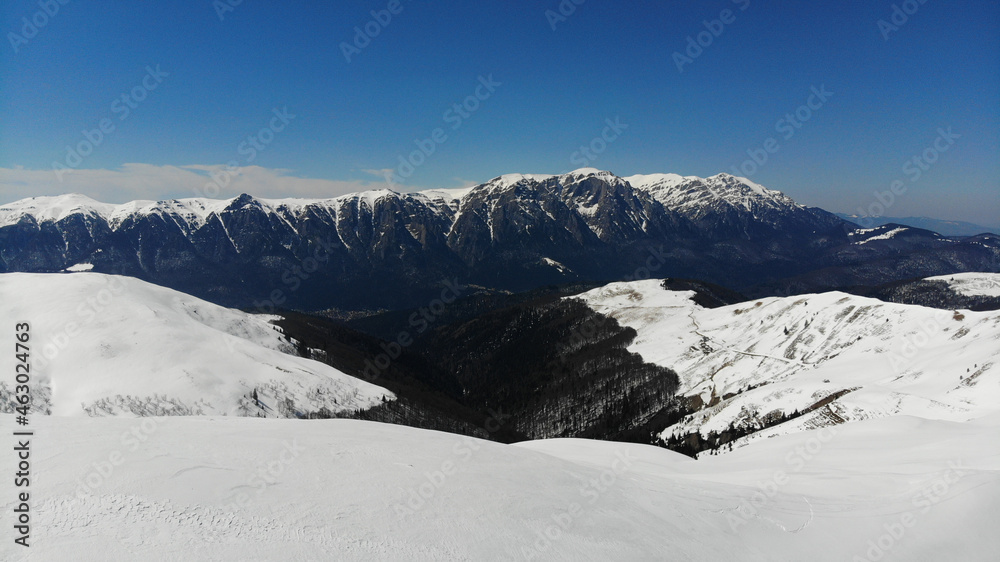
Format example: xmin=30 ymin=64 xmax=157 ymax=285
xmin=1 ymin=0 xmax=997 ymax=225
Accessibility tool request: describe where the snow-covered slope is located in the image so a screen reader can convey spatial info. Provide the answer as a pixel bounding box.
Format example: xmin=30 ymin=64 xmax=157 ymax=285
xmin=925 ymin=272 xmax=1000 ymax=298
xmin=1 ymin=414 xmax=996 ymax=561
xmin=0 ymin=193 xmax=119 ymax=227
xmin=0 ymin=272 xmax=391 ymax=417
xmin=843 ymin=224 xmax=956 ymax=247
xmin=576 ymin=280 xmax=1000 ymax=450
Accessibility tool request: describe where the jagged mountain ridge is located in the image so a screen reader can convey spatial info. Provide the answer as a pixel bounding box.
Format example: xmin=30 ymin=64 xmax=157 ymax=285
xmin=1 ymin=169 xmax=995 ymax=310
xmin=625 ymin=172 xmax=844 ymax=240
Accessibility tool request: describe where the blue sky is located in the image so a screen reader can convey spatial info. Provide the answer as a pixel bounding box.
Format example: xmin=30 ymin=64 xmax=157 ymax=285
xmin=1 ymin=0 xmax=998 ymax=225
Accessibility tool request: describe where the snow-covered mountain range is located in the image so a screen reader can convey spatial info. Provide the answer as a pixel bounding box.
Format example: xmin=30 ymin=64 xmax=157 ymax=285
xmin=4 ymin=169 xmax=994 ymax=311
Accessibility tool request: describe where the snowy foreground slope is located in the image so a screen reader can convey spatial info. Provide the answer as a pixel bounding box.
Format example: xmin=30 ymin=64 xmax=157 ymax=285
xmin=1 ymin=414 xmax=998 ymax=561
xmin=576 ymin=276 xmax=1000 ymax=449
xmin=0 ymin=273 xmax=391 ymax=417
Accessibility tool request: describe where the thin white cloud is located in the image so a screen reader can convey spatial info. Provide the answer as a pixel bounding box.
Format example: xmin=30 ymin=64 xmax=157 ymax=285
xmin=0 ymin=164 xmax=419 ymax=204
xmin=449 ymin=178 xmax=480 ymax=189
xmin=360 ymin=168 xmax=396 ymax=180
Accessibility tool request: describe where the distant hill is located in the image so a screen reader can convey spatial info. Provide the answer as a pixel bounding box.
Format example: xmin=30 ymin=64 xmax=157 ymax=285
xmin=837 ymin=213 xmax=998 ymax=236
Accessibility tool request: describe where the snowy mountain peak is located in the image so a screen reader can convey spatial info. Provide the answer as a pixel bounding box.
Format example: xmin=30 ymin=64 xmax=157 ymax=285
xmin=347 ymin=188 xmax=402 ymax=210
xmin=706 ymin=173 xmax=776 ymax=196
xmin=417 ymin=185 xmax=476 ymax=203
xmin=567 ymin=167 xmax=603 ymax=175
xmin=0 ymin=193 xmax=117 ymax=227
xmin=558 ymin=168 xmax=629 ymax=189
xmin=225 ymin=192 xmax=262 ymax=211
xmin=627 ymin=172 xmax=799 ymax=212
xmin=562 ymin=167 xmax=618 ymax=179
xmin=476 ymin=173 xmax=557 ymax=193
xmin=624 ymin=172 xmax=697 ymax=190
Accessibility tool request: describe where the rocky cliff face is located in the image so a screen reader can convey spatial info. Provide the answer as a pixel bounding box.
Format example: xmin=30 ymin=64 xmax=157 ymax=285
xmin=1 ymin=169 xmax=995 ymax=310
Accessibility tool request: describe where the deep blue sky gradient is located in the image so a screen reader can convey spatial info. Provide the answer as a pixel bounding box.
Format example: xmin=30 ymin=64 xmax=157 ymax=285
xmin=1 ymin=0 xmax=998 ymax=224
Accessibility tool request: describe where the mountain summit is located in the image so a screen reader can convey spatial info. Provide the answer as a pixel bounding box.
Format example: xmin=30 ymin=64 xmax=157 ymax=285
xmin=1 ymin=170 xmax=996 ymax=310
